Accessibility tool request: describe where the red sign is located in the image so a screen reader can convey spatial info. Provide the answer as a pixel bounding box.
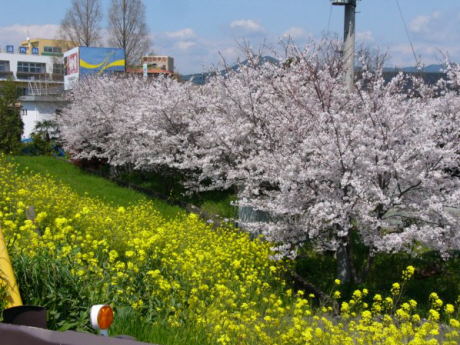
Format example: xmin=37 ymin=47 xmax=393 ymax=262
xmin=66 ymin=52 xmax=79 ymax=75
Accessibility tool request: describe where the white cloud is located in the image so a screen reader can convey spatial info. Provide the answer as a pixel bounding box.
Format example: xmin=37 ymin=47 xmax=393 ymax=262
xmin=230 ymin=19 xmax=264 ymax=33
xmin=387 ymin=42 xmax=460 ymax=67
xmin=282 ymin=27 xmax=309 ymax=40
xmin=357 ymin=31 xmax=374 ymax=43
xmin=408 ymin=10 xmax=460 ymax=43
xmin=409 ymin=11 xmax=441 ymax=34
xmin=219 ymin=47 xmax=240 ymax=63
xmin=409 ymin=15 xmax=431 ymax=34
xmin=175 ymin=40 xmax=196 ymax=50
xmin=165 ymin=28 xmax=196 ymax=40
xmin=380 ymin=9 xmax=460 ymax=66
xmin=0 ymin=24 xmax=60 ymax=46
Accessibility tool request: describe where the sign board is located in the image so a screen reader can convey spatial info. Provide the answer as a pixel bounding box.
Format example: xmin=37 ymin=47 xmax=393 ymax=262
xmin=64 ymin=47 xmax=80 ymax=90
xmin=32 ymin=47 xmax=39 ymax=55
xmin=6 ymin=45 xmax=14 ymax=53
xmin=19 ymin=47 xmax=27 ymax=54
xmin=78 ymin=47 xmax=125 ymax=76
xmin=143 ymin=63 xmax=148 ymax=79
xmin=64 ymin=47 xmax=125 ymax=90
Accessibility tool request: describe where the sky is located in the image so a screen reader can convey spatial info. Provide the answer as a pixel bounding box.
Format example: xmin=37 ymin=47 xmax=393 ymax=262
xmin=0 ymin=0 xmax=459 ymax=74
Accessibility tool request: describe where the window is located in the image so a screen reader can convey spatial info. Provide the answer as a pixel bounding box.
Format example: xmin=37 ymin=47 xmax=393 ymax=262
xmin=44 ymin=46 xmax=62 ymax=53
xmin=53 ymin=64 xmax=64 ymax=74
xmin=0 ymin=60 xmax=9 ymax=72
xmin=17 ymin=61 xmax=46 ymax=73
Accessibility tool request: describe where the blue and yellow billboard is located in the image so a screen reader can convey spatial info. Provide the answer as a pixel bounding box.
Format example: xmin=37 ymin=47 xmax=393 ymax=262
xmin=79 ymin=47 xmax=125 ymax=75
xmin=64 ymin=46 xmax=125 ymax=90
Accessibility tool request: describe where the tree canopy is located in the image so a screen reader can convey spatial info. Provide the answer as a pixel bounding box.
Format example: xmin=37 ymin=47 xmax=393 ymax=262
xmin=59 ymin=41 xmax=460 ymax=282
xmin=0 ymin=80 xmax=23 ymax=153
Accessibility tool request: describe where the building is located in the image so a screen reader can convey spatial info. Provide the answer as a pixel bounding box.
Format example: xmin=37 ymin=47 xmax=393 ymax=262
xmin=141 ymin=55 xmax=174 ymax=73
xmin=126 ymin=55 xmax=176 ymax=79
xmin=126 ymin=66 xmax=176 ymax=78
xmin=0 ymin=40 xmax=74 ymax=139
xmin=19 ymin=38 xmax=76 ymax=57
xmin=1 ymin=44 xmax=176 ymax=138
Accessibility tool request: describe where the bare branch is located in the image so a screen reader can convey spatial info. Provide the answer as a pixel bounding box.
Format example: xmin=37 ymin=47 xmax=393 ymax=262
xmin=60 ymin=0 xmax=103 ymax=47
xmin=107 ymin=0 xmax=152 ymax=66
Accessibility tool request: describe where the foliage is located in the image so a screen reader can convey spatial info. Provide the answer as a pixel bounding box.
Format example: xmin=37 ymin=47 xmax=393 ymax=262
xmin=10 ymin=155 xmax=182 ymax=217
xmin=294 ymin=245 xmax=460 ymax=310
xmin=20 ymin=120 xmax=63 ymax=156
xmin=1 ymin=155 xmax=460 ymax=345
xmin=115 ymin=166 xmax=238 ymax=218
xmin=13 ymin=251 xmax=96 ymax=331
xmin=0 ymin=279 xmax=7 ymax=312
xmin=0 ymin=79 xmax=23 ymax=154
xmin=110 ymin=308 xmax=214 ymax=345
xmin=33 ymin=120 xmax=60 ymax=141
xmin=58 ymin=40 xmax=460 ymax=283
xmin=12 ymin=156 xmax=457 ymax=307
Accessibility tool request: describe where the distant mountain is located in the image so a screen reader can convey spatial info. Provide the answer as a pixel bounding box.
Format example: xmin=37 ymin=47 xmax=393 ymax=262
xmin=182 ymin=60 xmax=446 ymax=85
xmin=181 ymin=56 xmax=279 ymax=85
xmin=383 ymin=64 xmax=444 ymax=73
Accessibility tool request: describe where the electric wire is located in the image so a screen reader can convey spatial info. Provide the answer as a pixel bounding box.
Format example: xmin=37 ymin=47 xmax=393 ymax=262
xmin=326 ymin=3 xmax=333 ymax=34
xmin=394 ymin=0 xmax=420 ymax=67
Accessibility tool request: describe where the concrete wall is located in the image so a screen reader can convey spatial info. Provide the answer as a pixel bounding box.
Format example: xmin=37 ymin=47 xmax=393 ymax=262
xmin=19 ymin=96 xmax=66 ymax=139
xmin=0 ymin=52 xmax=59 ymax=80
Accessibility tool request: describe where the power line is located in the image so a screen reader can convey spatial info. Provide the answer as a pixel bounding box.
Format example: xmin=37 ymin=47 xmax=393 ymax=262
xmin=394 ymin=0 xmax=420 ymax=67
xmin=326 ymin=3 xmax=333 ymax=34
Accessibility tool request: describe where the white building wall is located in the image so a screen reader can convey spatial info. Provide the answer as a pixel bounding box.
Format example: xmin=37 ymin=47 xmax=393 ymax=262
xmin=20 ymin=99 xmax=65 ymax=139
xmin=0 ymin=51 xmax=65 ymax=139
xmin=0 ymin=52 xmax=57 ymax=79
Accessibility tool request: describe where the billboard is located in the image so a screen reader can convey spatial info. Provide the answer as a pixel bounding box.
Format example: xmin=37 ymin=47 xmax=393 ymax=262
xmin=64 ymin=47 xmax=125 ymax=90
xmin=79 ymin=47 xmax=125 ymax=75
xmin=64 ymin=47 xmax=79 ymax=90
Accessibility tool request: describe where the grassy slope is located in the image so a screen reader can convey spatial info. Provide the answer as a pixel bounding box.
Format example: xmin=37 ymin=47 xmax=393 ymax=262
xmin=10 ymin=156 xmax=184 ymax=219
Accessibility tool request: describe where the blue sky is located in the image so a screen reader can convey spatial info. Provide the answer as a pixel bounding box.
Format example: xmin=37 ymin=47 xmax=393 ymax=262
xmin=1 ymin=0 xmax=459 ymax=74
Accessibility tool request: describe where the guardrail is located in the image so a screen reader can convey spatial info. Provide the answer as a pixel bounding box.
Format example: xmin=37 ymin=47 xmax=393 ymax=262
xmin=25 ymin=86 xmax=64 ymax=96
xmin=0 ymin=323 xmax=156 ymax=345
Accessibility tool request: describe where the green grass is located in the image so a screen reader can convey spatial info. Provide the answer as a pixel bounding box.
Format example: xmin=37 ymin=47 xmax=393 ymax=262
xmin=115 ymin=164 xmax=238 ymax=219
xmin=111 ymin=308 xmax=213 ymax=345
xmin=199 ymin=191 xmax=237 ymax=219
xmin=294 ymin=243 xmax=460 ymax=313
xmin=10 ymin=156 xmax=184 ymax=219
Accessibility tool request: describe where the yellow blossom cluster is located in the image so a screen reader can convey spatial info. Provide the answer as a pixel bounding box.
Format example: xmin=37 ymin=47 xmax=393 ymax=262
xmin=1 ymin=156 xmax=459 ymax=345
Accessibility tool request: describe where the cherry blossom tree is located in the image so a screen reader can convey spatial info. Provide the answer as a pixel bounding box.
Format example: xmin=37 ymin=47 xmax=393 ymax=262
xmin=58 ymin=41 xmax=460 ymax=283
xmin=183 ymin=44 xmax=460 ymax=282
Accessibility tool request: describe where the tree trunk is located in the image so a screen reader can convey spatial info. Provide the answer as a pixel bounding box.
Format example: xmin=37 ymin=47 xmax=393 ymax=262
xmin=336 ymin=241 xmax=352 ymax=283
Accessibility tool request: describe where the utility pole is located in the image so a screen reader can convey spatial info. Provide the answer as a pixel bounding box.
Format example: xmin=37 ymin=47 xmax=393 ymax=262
xmin=331 ymin=0 xmax=357 ymax=90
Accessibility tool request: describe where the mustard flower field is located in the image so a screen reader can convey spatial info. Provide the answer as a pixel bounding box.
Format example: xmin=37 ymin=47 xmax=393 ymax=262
xmin=1 ymin=155 xmax=459 ymax=345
